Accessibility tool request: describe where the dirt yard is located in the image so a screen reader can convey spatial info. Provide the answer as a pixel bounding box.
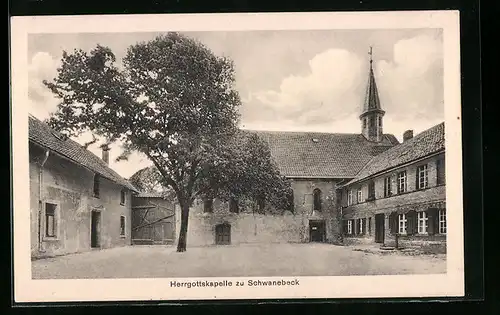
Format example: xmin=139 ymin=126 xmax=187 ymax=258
xmin=31 ymin=243 xmax=446 ymax=279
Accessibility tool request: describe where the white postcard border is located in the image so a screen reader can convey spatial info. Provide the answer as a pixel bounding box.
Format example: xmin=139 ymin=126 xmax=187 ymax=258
xmin=11 ymin=10 xmax=463 ymax=302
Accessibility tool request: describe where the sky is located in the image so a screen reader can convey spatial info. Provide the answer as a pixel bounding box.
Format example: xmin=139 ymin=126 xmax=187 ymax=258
xmin=27 ymin=28 xmax=444 ymax=178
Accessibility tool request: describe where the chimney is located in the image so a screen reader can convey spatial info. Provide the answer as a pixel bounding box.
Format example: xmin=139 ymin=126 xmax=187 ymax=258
xmin=403 ymin=130 xmax=414 ymax=142
xmin=101 ymin=144 xmax=110 ymax=164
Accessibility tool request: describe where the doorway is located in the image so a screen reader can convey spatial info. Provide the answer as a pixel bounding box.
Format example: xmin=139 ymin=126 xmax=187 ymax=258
xmin=215 ymin=223 xmax=231 ymax=245
xmin=309 ymin=220 xmax=326 ymax=242
xmin=375 ymin=213 xmax=385 ymax=243
xmin=91 ymin=210 xmax=101 ymax=248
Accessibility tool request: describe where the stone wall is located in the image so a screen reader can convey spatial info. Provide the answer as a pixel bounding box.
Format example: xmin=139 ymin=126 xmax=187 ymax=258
xmin=30 ymin=142 xmax=132 ymax=258
xmin=175 ymin=178 xmax=343 ymax=247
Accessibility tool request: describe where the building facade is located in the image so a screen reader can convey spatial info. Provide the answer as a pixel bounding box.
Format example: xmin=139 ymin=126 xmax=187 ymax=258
xmin=172 ymin=53 xmax=405 ymax=248
xmin=339 ymin=123 xmax=446 ymax=252
xmin=29 ymin=116 xmax=138 ymax=259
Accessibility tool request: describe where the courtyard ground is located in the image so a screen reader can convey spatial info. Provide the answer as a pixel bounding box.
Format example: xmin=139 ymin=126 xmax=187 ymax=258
xmin=31 ymin=243 xmax=446 ymax=279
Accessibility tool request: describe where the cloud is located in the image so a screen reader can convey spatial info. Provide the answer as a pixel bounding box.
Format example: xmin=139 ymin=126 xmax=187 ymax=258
xmin=242 ymin=34 xmax=444 ymax=130
xmin=376 ymin=34 xmax=444 ymax=120
xmin=243 ymin=49 xmax=365 ymax=125
xmin=28 ymin=52 xmax=61 ymax=120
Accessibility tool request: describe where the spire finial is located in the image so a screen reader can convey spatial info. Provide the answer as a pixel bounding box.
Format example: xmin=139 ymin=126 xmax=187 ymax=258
xmin=368 ymin=46 xmax=373 ymax=65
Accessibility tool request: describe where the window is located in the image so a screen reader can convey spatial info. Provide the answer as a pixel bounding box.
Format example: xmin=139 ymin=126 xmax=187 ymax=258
xmin=398 ymin=213 xmax=407 ymax=234
xmin=357 ymin=188 xmax=363 ymax=203
xmin=378 ymin=116 xmax=382 ymax=127
xmin=347 ymin=220 xmax=352 ymax=234
xmin=45 ymin=203 xmax=57 ymax=237
xmin=93 ymin=174 xmax=100 ymax=198
xmin=363 ymin=118 xmax=367 ymax=129
xmin=367 ymin=181 xmax=375 ymax=200
xmin=203 ymin=198 xmax=213 ymax=213
xmin=397 ymin=171 xmax=407 ymax=193
xmin=439 ymin=209 xmax=447 ymax=234
xmin=313 ymin=188 xmax=322 ymax=211
xmin=120 ymin=189 xmax=126 ymax=205
xmin=417 ymin=164 xmax=429 ymax=190
xmin=120 ymin=215 xmax=126 ymax=237
xmin=347 ymin=190 xmax=353 ymax=206
xmin=384 ymin=176 xmax=392 ymax=197
xmin=437 ymin=158 xmax=446 ymax=185
xmin=229 ymin=198 xmax=239 ymax=213
xmin=418 ymin=211 xmax=428 ymax=234
xmin=359 ymin=218 xmax=364 ymax=234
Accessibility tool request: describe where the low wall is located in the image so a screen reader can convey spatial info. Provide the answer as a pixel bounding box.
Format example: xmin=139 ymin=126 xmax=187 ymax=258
xmin=185 ymin=212 xmax=305 ymax=247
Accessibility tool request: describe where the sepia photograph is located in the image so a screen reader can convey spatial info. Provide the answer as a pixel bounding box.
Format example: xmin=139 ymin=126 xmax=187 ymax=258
xmin=11 ymin=11 xmax=464 ymax=302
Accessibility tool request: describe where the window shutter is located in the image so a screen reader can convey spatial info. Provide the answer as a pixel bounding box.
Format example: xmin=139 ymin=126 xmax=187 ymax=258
xmin=343 ymin=221 xmax=347 ymax=234
xmin=389 ymin=212 xmax=396 ymax=234
xmin=415 ymin=168 xmax=419 ymax=190
xmin=427 ymin=208 xmax=438 ymax=235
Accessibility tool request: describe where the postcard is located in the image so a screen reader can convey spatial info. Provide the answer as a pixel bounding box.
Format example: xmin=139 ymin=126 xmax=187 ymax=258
xmin=10 ymin=10 xmax=463 ymax=302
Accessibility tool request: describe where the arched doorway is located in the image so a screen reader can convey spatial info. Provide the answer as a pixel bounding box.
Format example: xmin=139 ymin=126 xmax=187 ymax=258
xmin=215 ymin=223 xmax=231 ymax=245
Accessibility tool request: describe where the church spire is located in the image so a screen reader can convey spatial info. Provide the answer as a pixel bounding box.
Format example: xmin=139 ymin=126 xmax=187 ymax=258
xmin=360 ymin=46 xmax=385 ymax=142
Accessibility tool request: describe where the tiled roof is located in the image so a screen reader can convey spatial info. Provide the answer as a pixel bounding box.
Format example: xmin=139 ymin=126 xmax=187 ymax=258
xmin=250 ymin=130 xmax=399 ymax=178
xmin=29 ymin=115 xmax=138 ymax=192
xmin=344 ymin=122 xmax=445 ymax=185
xmin=135 ymin=192 xmax=167 ymax=198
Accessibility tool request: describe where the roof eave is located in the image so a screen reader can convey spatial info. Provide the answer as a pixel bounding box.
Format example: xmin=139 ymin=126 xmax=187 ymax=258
xmin=29 ymin=138 xmax=138 ymax=192
xmin=339 ymin=148 xmax=446 ymax=188
xmin=285 ymin=175 xmax=356 ymax=180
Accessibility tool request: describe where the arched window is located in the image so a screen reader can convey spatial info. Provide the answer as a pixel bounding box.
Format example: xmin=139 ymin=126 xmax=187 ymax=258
xmin=203 ymin=198 xmax=213 ymax=213
xmin=313 ymin=188 xmax=322 ymax=211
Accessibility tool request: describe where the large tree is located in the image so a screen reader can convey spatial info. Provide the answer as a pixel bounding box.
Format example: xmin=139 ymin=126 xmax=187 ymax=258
xmin=44 ymin=33 xmax=290 ymax=252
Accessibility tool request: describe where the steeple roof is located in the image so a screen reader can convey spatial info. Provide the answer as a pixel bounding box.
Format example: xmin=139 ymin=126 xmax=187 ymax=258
xmin=361 ymin=47 xmax=384 ymax=116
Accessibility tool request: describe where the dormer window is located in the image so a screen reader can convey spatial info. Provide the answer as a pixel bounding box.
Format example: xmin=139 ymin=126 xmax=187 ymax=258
xmin=312 ymin=138 xmax=319 ymax=143
xmin=93 ymin=174 xmax=100 ymax=198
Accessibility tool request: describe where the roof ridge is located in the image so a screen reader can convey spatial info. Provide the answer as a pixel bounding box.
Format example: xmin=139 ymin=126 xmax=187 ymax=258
xmin=28 ymin=115 xmax=138 ymax=192
xmin=344 ymin=121 xmax=445 ymax=185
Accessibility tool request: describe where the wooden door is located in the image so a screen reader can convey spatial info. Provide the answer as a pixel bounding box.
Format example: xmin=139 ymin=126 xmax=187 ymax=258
xmin=152 ymin=224 xmax=163 ymax=243
xmin=215 ymin=224 xmax=231 ymax=245
xmin=375 ymin=213 xmax=385 ymax=243
xmin=91 ymin=211 xmax=101 ymax=248
xmin=309 ymin=220 xmax=326 ymax=242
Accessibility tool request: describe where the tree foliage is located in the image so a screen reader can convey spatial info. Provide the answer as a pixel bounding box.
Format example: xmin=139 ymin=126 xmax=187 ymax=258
xmin=128 ymin=166 xmax=172 ymax=196
xmin=44 ymin=32 xmax=291 ymax=252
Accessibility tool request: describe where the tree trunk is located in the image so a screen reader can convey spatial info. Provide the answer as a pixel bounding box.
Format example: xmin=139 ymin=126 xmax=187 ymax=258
xmin=176 ymin=202 xmax=190 ymax=252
